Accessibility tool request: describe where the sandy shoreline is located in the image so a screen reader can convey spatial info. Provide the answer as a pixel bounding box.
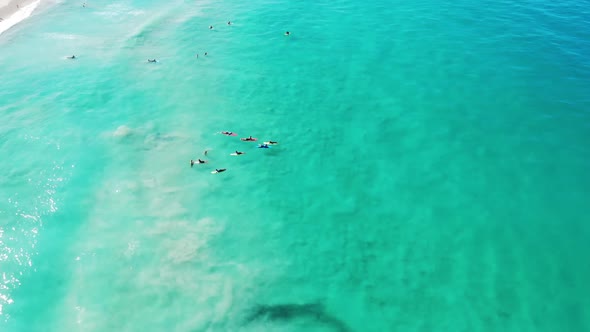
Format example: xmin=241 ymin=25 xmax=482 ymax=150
xmin=0 ymin=0 xmax=36 ymax=21
xmin=0 ymin=0 xmax=40 ymax=35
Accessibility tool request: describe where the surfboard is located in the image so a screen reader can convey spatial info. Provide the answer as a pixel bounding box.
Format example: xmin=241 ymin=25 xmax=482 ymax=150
xmin=257 ymin=144 xmax=271 ymax=149
xmin=211 ymin=169 xmax=226 ymax=174
xmin=221 ymin=132 xmax=237 ymax=136
xmin=241 ymin=137 xmax=258 ymax=141
xmin=263 ymin=141 xmax=278 ymax=145
xmin=230 ymin=153 xmax=245 ymax=156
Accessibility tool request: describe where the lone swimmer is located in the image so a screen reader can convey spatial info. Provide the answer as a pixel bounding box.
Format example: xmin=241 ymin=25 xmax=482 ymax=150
xmin=209 ymin=25 xmax=214 ymax=30
xmin=285 ymin=31 xmax=290 ymax=36
xmin=227 ymin=21 xmax=232 ymax=25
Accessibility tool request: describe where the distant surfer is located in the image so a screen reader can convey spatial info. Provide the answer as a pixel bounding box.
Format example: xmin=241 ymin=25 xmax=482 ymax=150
xmin=227 ymin=21 xmax=232 ymax=25
xmin=215 ymin=168 xmax=226 ymax=173
xmin=147 ymin=59 xmax=157 ymax=63
xmin=204 ymin=52 xmax=208 ymax=56
xmin=222 ymin=131 xmax=234 ymax=136
xmin=268 ymin=141 xmax=278 ymax=144
xmin=235 ymin=151 xmax=244 ymax=155
xmin=244 ymin=136 xmax=255 ymax=141
xmin=67 ymin=55 xmax=76 ymax=59
xmin=209 ymin=25 xmax=214 ymax=30
xmin=204 ymin=150 xmax=208 ymax=156
xmin=285 ymin=31 xmax=290 ymax=36
xmin=258 ymin=144 xmax=270 ymax=148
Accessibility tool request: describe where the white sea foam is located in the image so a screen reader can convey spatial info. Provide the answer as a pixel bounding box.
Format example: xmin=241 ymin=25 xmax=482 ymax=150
xmin=95 ymin=3 xmax=144 ymax=19
xmin=112 ymin=125 xmax=133 ymax=137
xmin=0 ymin=0 xmax=40 ymax=36
xmin=43 ymin=32 xmax=79 ymax=40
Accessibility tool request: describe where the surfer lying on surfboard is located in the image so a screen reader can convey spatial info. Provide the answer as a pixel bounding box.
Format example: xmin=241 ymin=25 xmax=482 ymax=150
xmin=190 ymin=159 xmax=207 ymax=167
xmin=241 ymin=136 xmax=257 ymax=141
xmin=212 ymin=168 xmax=227 ymax=174
xmin=221 ymin=131 xmax=236 ymax=136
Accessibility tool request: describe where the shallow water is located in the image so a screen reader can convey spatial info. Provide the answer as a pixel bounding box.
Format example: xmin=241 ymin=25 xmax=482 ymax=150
xmin=1 ymin=0 xmax=589 ymax=331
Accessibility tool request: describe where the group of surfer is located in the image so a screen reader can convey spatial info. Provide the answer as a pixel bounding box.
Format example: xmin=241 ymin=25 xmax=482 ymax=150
xmin=67 ymin=20 xmax=289 ymax=62
xmin=191 ymin=131 xmax=279 ymax=173
xmin=190 ymin=158 xmax=227 ymax=173
xmin=209 ymin=21 xmax=232 ymax=30
xmin=146 ymin=23 xmax=288 ymax=63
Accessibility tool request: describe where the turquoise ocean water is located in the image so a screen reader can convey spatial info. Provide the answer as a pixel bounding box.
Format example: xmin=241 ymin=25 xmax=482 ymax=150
xmin=1 ymin=0 xmax=589 ymax=331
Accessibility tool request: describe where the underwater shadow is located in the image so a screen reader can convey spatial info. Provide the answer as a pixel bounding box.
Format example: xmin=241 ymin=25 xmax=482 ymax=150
xmin=245 ymin=303 xmax=352 ymax=332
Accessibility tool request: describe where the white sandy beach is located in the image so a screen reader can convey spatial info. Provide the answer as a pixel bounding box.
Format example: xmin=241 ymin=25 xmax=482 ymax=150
xmin=0 ymin=0 xmax=40 ymax=35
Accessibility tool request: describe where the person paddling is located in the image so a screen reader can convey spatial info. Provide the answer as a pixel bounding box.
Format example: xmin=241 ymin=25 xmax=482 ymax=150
xmin=190 ymin=159 xmax=207 ymax=167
